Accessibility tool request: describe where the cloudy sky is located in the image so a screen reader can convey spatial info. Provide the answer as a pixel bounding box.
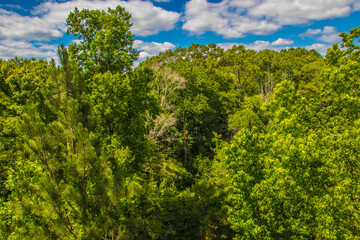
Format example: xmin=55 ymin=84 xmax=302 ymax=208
xmin=0 ymin=0 xmax=359 ymax=64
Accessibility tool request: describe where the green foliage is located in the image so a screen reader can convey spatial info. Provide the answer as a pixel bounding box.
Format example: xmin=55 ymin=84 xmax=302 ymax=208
xmin=222 ymin=28 xmax=360 ymax=239
xmin=67 ymin=6 xmax=138 ymax=74
xmin=2 ymin=6 xmax=360 ymax=239
xmin=89 ymin=68 xmax=157 ymax=160
xmin=0 ymin=6 xmax=164 ymax=240
xmin=228 ymin=95 xmax=266 ymax=131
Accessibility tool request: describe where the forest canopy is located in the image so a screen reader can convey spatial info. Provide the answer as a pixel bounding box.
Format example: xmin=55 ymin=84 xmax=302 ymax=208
xmin=0 ymin=5 xmax=360 ymax=240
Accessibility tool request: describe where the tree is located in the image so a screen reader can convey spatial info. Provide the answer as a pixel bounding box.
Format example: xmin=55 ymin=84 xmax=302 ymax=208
xmin=2 ymin=6 xmax=161 ymax=239
xmin=223 ymin=26 xmax=360 ymax=238
xmin=67 ymin=6 xmax=138 ymax=74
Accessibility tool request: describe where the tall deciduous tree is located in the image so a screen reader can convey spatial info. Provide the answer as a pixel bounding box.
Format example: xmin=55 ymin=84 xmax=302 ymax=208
xmin=67 ymin=6 xmax=138 ymax=74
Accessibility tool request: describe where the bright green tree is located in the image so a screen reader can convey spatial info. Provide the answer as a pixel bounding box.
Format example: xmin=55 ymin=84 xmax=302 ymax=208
xmin=2 ymin=6 xmax=163 ymax=239
xmin=67 ymin=6 xmax=138 ymax=74
xmin=223 ymin=27 xmax=360 ymax=239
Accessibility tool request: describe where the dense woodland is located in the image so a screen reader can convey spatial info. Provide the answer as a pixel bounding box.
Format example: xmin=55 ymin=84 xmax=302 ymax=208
xmin=1 ymin=6 xmax=360 ymax=240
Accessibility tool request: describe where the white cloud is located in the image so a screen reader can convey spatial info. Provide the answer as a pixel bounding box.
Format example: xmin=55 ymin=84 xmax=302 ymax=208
xmin=0 ymin=4 xmax=24 ymax=10
xmin=122 ymin=0 xmax=180 ymax=36
xmin=250 ymin=0 xmax=356 ymax=25
xmin=243 ymin=40 xmax=289 ymax=52
xmin=34 ymin=0 xmax=180 ymax=37
xmin=219 ymin=40 xmax=331 ymax=56
xmin=0 ymin=0 xmax=180 ymax=43
xmin=271 ymin=38 xmax=294 ymax=46
xmin=305 ymin=43 xmax=330 ymax=56
xmin=299 ymin=26 xmax=341 ymax=43
xmin=0 ymin=40 xmax=58 ymax=61
xmin=318 ymin=26 xmax=341 ymax=43
xmin=355 ymin=1 xmax=360 ymax=10
xmin=133 ymin=40 xmax=176 ymax=64
xmin=0 ymin=0 xmax=180 ymax=61
xmin=182 ymin=0 xmax=280 ymax=38
xmin=245 ymin=40 xmax=272 ymax=51
xmin=218 ymin=40 xmax=290 ymax=51
xmin=300 ymin=28 xmax=322 ymax=36
xmin=183 ymin=0 xmax=359 ymax=38
xmin=0 ymin=9 xmax=63 ymax=41
xmin=216 ymin=42 xmax=240 ymax=50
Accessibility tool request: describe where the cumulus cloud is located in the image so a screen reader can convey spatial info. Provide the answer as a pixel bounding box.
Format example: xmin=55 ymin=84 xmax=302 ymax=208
xmin=245 ymin=40 xmax=272 ymax=51
xmin=355 ymin=1 xmax=360 ymax=10
xmin=218 ymin=39 xmax=291 ymax=52
xmin=249 ymin=0 xmax=356 ymax=25
xmin=316 ymin=27 xmax=342 ymax=43
xmin=0 ymin=39 xmax=58 ymax=61
xmin=219 ymin=40 xmax=330 ymax=56
xmin=183 ymin=0 xmax=359 ymax=38
xmin=216 ymin=43 xmax=240 ymax=50
xmin=305 ymin=43 xmax=330 ymax=56
xmin=0 ymin=4 xmax=23 ymax=10
xmin=182 ymin=0 xmax=280 ymax=38
xmin=134 ymin=40 xmax=176 ymax=62
xmin=218 ymin=38 xmax=293 ymax=51
xmin=0 ymin=0 xmax=180 ymax=61
xmin=299 ymin=26 xmax=341 ymax=43
xmin=122 ymin=1 xmax=180 ymax=36
xmin=132 ymin=40 xmax=176 ymax=67
xmin=300 ymin=28 xmax=323 ymax=36
xmin=243 ymin=40 xmax=291 ymax=51
xmin=0 ymin=0 xmax=180 ymax=43
xmin=0 ymin=9 xmax=63 ymax=41
xmin=36 ymin=0 xmax=180 ymax=36
xmin=271 ymin=38 xmax=294 ymax=46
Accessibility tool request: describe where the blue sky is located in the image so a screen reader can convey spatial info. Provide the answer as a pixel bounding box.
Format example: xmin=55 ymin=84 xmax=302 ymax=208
xmin=0 ymin=0 xmax=359 ymax=64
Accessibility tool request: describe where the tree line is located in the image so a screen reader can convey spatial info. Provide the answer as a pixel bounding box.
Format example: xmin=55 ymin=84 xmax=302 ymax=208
xmin=0 ymin=6 xmax=359 ymax=239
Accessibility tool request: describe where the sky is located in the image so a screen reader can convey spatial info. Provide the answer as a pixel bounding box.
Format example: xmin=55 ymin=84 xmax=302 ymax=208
xmin=0 ymin=0 xmax=359 ymax=65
